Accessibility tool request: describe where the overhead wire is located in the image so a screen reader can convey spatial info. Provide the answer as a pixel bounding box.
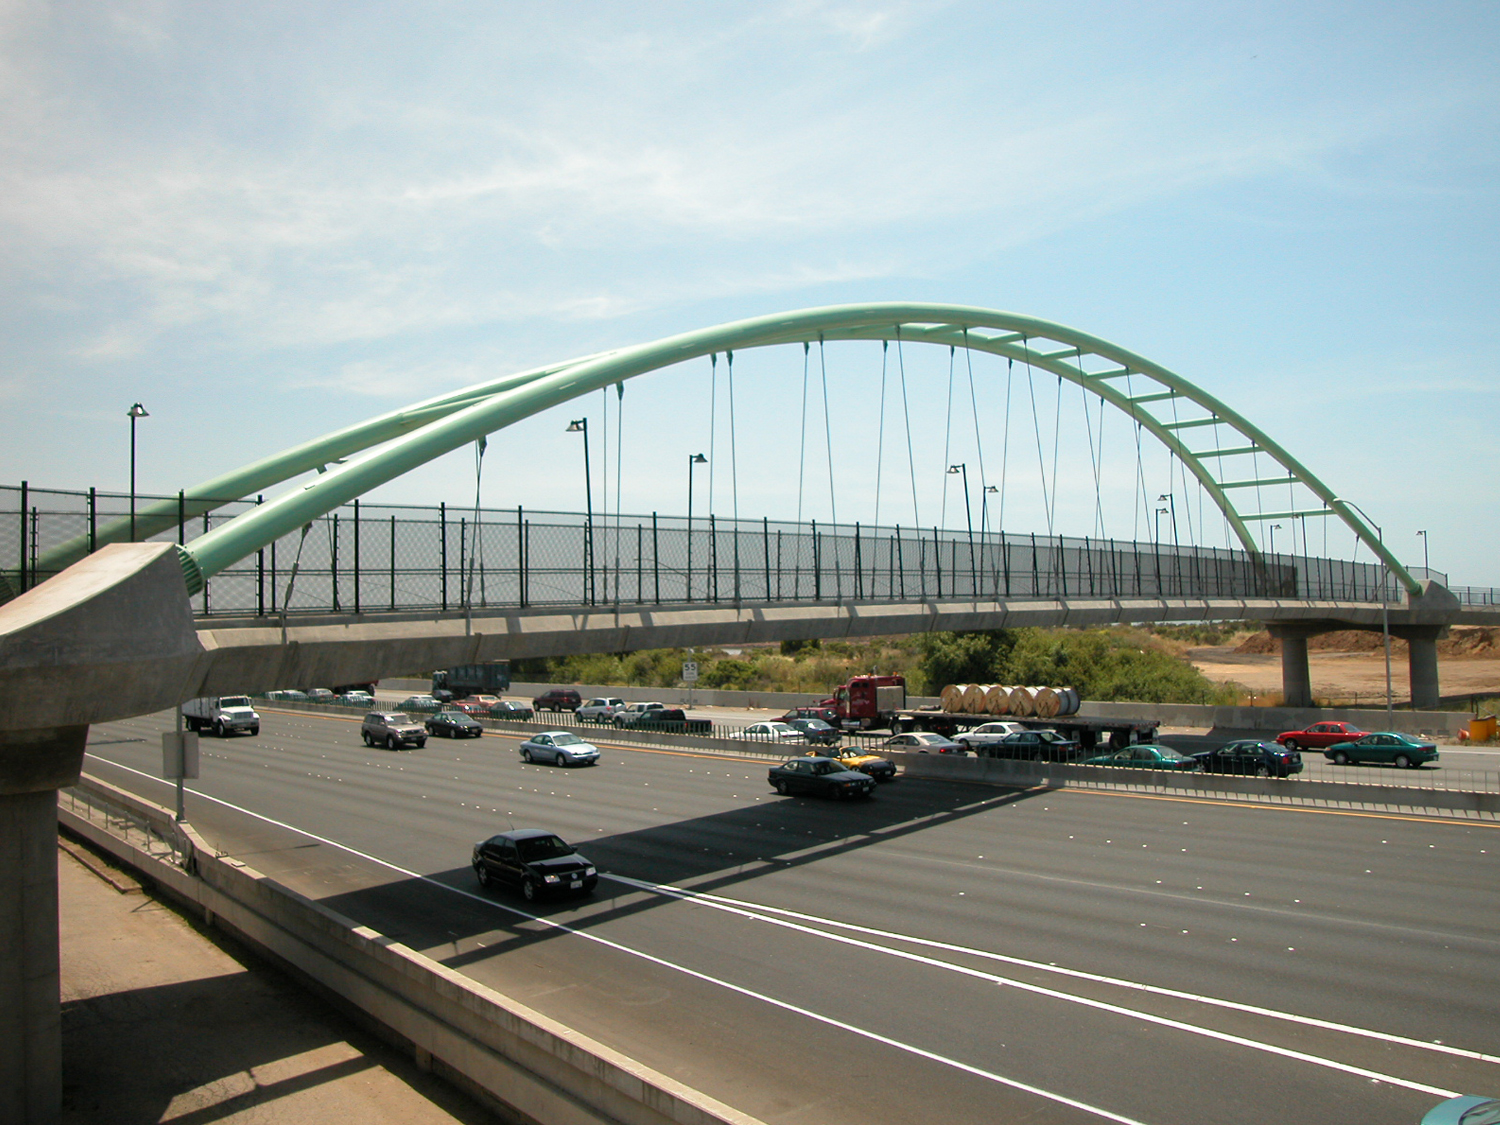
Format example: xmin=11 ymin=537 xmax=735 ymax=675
xmin=897 ymin=328 xmax=920 ymax=528
xmin=796 ymin=342 xmax=810 ymax=526
xmin=940 ymin=345 xmax=955 ymax=530
xmin=1021 ymin=337 xmax=1054 ymax=537
xmin=874 ymin=340 xmax=888 ymax=529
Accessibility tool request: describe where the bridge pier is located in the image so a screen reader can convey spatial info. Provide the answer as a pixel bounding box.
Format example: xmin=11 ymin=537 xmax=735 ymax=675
xmin=1388 ymin=626 xmax=1445 ymax=711
xmin=1267 ymin=624 xmax=1317 ymax=708
xmin=1 ymin=726 xmax=87 ymax=1125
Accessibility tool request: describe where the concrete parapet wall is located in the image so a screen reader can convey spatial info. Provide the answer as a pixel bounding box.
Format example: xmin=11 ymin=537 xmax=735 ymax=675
xmin=58 ymin=776 xmax=766 ymax=1125
xmin=893 ymin=753 xmax=1500 ymax=814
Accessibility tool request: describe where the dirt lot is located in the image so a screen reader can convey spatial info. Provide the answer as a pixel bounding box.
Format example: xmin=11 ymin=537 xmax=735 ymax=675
xmin=1187 ymin=626 xmax=1500 ymax=708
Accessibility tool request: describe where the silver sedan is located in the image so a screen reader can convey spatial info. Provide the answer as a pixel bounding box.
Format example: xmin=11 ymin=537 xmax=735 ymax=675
xmin=519 ymin=731 xmax=601 ymax=767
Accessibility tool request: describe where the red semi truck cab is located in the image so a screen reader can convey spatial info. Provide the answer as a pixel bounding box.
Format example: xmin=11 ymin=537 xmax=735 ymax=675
xmin=820 ymin=675 xmax=907 ymax=730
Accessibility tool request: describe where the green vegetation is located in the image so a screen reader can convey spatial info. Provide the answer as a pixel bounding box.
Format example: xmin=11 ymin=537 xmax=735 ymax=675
xmin=514 ymin=624 xmax=1241 ymax=705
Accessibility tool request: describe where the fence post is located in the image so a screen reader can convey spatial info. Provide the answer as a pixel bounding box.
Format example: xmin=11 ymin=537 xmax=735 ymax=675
xmin=855 ymin=522 xmax=862 ymax=599
xmin=710 ymin=514 xmax=719 ymax=602
xmin=812 ymin=520 xmax=820 ymax=600
xmin=177 ymin=490 xmax=185 ymax=546
xmin=733 ymin=517 xmax=741 ymax=604
xmin=389 ymin=514 xmax=397 ymax=611
xmin=651 ymin=512 xmax=659 ymax=604
xmin=331 ymin=513 xmax=340 ymax=612
xmin=763 ymin=517 xmax=770 ymax=601
xmin=256 ymin=495 xmax=265 ymax=617
xmin=636 ymin=523 xmax=642 ymax=604
xmin=353 ymin=499 xmax=360 ymax=614
xmin=440 ymin=502 xmax=448 ymax=612
xmin=934 ymin=527 xmax=942 ymax=599
xmin=895 ymin=525 xmax=904 ymax=599
xmin=1058 ymin=534 xmax=1067 ymax=598
xmin=17 ymin=480 xmax=26 ymax=592
xmin=522 ymin=518 xmax=530 ymax=608
xmin=88 ymin=487 xmax=96 ymax=554
xmin=201 ymin=511 xmax=210 ymax=614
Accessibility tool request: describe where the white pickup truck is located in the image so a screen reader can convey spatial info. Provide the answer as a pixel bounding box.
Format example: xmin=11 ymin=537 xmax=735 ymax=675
xmin=182 ymin=695 xmax=261 ymax=737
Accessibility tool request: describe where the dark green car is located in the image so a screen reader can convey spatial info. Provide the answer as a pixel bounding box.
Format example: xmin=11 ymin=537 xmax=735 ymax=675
xmin=1082 ymin=745 xmax=1201 ymax=771
xmin=1323 ymin=732 xmax=1439 ymax=769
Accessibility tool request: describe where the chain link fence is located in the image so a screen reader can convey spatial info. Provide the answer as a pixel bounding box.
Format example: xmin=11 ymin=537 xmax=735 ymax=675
xmin=2 ymin=482 xmax=1433 ymax=617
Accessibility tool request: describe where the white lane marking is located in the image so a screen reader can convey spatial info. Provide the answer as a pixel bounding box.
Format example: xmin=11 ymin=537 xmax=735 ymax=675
xmin=600 ymin=875 xmax=1462 ymax=1098
xmin=83 ymin=755 xmax=1151 ymax=1125
xmin=603 ymin=876 xmax=1500 ymax=1069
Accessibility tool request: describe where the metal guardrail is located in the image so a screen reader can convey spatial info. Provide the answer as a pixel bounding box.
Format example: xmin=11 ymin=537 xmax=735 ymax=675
xmin=6 ymin=482 xmax=1403 ymax=615
xmin=58 ymin=782 xmax=191 ymax=868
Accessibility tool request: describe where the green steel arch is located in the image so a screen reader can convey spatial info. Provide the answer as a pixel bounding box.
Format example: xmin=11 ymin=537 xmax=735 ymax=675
xmin=22 ymin=303 xmax=1422 ymax=599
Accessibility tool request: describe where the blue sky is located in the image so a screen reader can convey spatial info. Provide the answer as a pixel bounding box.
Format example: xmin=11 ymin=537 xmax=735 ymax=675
xmin=3 ymin=1 xmax=1496 ymax=585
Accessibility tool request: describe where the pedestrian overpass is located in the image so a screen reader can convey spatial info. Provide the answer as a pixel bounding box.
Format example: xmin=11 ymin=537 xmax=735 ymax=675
xmin=2 ymin=302 xmax=1495 ymax=1123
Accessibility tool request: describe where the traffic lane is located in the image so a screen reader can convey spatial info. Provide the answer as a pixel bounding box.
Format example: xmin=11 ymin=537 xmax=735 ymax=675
xmin=86 ymin=717 xmax=1500 ymax=1047
xmin=78 ymin=741 xmax=1494 ymax=1125
xmin=84 ymin=710 xmax=1500 ymax=1048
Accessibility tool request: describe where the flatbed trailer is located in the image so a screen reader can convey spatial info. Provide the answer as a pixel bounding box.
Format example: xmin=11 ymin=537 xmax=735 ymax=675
xmin=892 ymin=710 xmax=1158 ymax=751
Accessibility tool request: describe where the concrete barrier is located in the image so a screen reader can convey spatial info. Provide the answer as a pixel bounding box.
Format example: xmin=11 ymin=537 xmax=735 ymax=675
xmin=893 ymin=753 xmax=1500 ymax=814
xmin=58 ymin=776 xmax=766 ymax=1125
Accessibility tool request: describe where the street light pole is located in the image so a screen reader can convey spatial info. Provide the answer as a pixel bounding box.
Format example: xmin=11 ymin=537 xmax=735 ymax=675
xmin=948 ymin=464 xmax=974 ymax=587
xmin=1336 ymin=498 xmax=1394 ymax=727
xmin=686 ymin=453 xmax=706 ymax=601
xmin=1269 ymin=523 xmax=1282 ymax=556
xmin=981 ymin=484 xmax=998 ymax=537
xmin=1416 ymin=529 xmax=1429 ymax=575
xmin=127 ymin=402 xmax=149 ymax=542
xmin=566 ymin=420 xmax=594 ymax=604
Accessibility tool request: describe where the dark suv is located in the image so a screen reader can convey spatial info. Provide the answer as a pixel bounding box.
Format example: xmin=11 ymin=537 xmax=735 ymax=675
xmin=533 ymin=688 xmax=582 ymax=713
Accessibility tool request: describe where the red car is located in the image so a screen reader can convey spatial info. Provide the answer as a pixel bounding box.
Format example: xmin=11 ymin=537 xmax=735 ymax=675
xmin=1275 ymin=721 xmax=1369 ymax=751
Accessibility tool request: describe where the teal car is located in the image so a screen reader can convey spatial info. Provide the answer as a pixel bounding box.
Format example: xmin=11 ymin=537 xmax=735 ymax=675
xmin=1324 ymin=732 xmax=1438 ymax=769
xmin=1082 ymin=745 xmax=1200 ymax=771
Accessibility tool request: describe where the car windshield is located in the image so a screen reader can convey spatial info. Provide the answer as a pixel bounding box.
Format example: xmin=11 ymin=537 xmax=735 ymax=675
xmin=387 ymin=713 xmax=410 ymax=723
xmin=516 ymin=835 xmax=574 ymax=861
xmin=769 ymin=723 xmax=796 ymax=734
xmin=552 ymin=733 xmax=583 ymax=746
xmin=812 ymin=760 xmax=842 ymax=774
xmin=221 ymin=696 xmax=252 ymax=708
xmin=802 ymin=720 xmax=833 ymax=731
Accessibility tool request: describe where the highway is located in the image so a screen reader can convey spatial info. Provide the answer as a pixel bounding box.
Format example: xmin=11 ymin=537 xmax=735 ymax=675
xmin=80 ymin=708 xmax=1500 ymax=1125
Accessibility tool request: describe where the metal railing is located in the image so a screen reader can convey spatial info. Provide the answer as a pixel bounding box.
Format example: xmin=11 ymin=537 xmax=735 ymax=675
xmin=58 ymin=782 xmax=191 ymax=868
xmin=4 ymin=482 xmax=1406 ymax=616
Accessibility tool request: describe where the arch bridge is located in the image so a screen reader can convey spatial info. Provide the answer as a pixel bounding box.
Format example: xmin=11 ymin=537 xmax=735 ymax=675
xmin=0 ymin=303 xmax=1490 ymax=1123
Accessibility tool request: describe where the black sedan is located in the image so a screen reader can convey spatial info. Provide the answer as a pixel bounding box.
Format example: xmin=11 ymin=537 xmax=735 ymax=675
xmin=785 ymin=718 xmax=842 ymax=745
xmin=768 ymin=757 xmax=876 ymax=799
xmin=1190 ymin=740 xmax=1303 ymax=777
xmin=425 ymin=710 xmax=485 ymax=738
xmin=471 ymin=829 xmax=598 ymax=901
xmin=976 ymin=730 xmax=1081 ymax=761
xmin=487 ymin=700 xmax=536 ymax=721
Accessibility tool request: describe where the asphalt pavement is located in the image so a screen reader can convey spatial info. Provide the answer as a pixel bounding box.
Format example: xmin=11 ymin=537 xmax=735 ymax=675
xmin=77 ymin=707 xmax=1500 ymax=1125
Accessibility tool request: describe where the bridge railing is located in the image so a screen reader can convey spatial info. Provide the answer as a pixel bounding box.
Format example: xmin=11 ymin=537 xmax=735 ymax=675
xmin=4 ymin=482 xmax=1401 ymax=615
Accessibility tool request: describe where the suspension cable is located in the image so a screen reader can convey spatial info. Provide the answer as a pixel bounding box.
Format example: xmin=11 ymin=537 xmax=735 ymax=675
xmin=999 ymin=356 xmax=1014 ymax=536
xmin=1074 ymin=354 xmax=1105 ymax=540
xmin=897 ymin=327 xmax=920 ymax=527
xmin=874 ymin=339 xmax=888 ymax=528
xmin=1049 ymin=373 xmax=1063 ymax=535
xmin=818 ymin=336 xmax=837 ymax=529
xmin=962 ymin=330 xmax=988 ymax=521
xmin=727 ymin=351 xmax=739 ymax=524
xmin=1125 ymin=369 xmax=1148 ymax=544
xmin=940 ymin=345 xmax=956 ymax=529
xmin=465 ymin=436 xmax=487 ymax=623
xmin=708 ymin=353 xmax=718 ymax=515
xmin=1022 ymin=337 xmax=1053 ymax=536
xmin=614 ymin=382 xmax=624 ymax=600
xmin=796 ymin=342 xmax=810 ymax=526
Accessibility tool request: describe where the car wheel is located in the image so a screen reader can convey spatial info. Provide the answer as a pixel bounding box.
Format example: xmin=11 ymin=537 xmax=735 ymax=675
xmin=521 ymin=878 xmax=538 ymax=902
xmin=415 ymin=740 xmax=426 ymax=748
xmin=474 ymin=863 xmax=490 ymax=887
xmin=774 ymin=779 xmax=788 ymax=794
xmin=1331 ymin=750 xmax=1350 ymax=765
xmin=387 ymin=734 xmax=399 ymax=750
xmin=249 ymin=726 xmax=259 ymax=736
xmin=1254 ymin=765 xmax=1270 ymax=777
xmin=1394 ymin=753 xmax=1412 ymax=769
xmin=362 ymin=732 xmax=372 ymax=746
xmin=213 ymin=720 xmax=225 ymax=738
xmin=521 ymin=748 xmax=532 ymax=762
xmin=1284 ymin=740 xmax=1302 ymax=752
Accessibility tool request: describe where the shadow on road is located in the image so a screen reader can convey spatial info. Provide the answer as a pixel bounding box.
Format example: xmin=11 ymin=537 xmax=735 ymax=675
xmin=314 ymin=775 xmax=1050 ymax=966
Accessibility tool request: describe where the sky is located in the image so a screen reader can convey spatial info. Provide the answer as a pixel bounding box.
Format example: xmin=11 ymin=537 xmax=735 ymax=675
xmin=2 ymin=1 xmax=1497 ymax=586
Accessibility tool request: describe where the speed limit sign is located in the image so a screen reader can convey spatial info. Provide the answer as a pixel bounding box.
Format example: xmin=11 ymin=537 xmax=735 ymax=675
xmin=682 ymin=661 xmax=699 ymax=682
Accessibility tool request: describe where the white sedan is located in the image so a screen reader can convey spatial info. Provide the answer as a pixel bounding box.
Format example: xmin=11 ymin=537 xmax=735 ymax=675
xmin=735 ymin=721 xmax=806 ymax=743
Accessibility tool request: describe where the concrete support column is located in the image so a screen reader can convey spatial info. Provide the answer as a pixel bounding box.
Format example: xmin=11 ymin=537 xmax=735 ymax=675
xmin=1406 ymin=634 xmax=1441 ymax=712
xmin=1270 ymin=628 xmax=1314 ymax=708
xmin=1 ymin=790 xmax=63 ymax=1125
xmin=0 ymin=725 xmax=87 ymax=1125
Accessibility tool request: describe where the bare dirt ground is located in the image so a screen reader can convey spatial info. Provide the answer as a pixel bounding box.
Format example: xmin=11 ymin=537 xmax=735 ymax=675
xmin=1187 ymin=626 xmax=1500 ymax=708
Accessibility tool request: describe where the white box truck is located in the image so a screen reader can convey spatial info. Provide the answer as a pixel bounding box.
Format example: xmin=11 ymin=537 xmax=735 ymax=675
xmin=182 ymin=695 xmax=261 ymax=737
